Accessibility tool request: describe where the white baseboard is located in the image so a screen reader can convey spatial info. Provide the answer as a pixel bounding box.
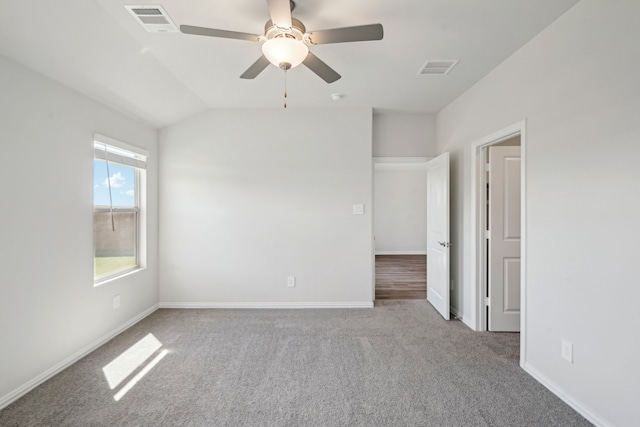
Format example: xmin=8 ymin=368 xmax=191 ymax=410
xmin=375 ymin=251 xmax=427 ymax=255
xmin=0 ymin=304 xmax=159 ymax=411
xmin=159 ymin=301 xmax=374 ymax=309
xmin=522 ymin=362 xmax=610 ymax=427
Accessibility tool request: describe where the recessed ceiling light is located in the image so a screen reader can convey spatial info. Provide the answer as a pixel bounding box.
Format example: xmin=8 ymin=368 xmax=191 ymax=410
xmin=331 ymin=93 xmax=345 ymax=101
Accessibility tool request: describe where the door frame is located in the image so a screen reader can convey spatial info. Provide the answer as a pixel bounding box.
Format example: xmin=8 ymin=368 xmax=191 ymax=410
xmin=470 ymin=120 xmax=527 ymax=364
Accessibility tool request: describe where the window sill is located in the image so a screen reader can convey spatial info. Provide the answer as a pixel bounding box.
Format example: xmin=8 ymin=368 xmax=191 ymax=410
xmin=94 ymin=267 xmax=145 ymax=287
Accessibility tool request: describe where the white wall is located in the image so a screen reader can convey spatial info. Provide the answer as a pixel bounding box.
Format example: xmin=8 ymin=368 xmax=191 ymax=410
xmin=0 ymin=55 xmax=159 ymax=407
xmin=373 ymin=113 xmax=436 ymax=157
xmin=159 ymin=108 xmax=373 ymax=306
xmin=373 ymin=163 xmax=428 ymax=254
xmin=437 ymin=1 xmax=640 ymax=425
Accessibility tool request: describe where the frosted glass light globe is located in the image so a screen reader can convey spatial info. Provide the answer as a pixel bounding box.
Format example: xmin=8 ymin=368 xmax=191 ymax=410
xmin=262 ymin=37 xmax=309 ymax=69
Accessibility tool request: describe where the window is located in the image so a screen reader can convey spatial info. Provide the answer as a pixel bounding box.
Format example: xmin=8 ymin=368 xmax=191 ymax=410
xmin=93 ymin=136 xmax=147 ymax=283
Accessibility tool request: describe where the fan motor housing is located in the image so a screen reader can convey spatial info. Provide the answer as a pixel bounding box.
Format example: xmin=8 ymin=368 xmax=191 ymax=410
xmin=264 ymin=18 xmax=306 ymax=41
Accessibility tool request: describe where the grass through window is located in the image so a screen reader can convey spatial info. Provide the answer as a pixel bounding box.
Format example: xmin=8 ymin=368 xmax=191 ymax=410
xmin=94 ymin=256 xmax=136 ymax=279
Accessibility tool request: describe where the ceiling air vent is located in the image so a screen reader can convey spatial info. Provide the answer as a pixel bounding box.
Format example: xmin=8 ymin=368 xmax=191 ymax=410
xmin=125 ymin=5 xmax=178 ymax=33
xmin=418 ymin=60 xmax=460 ymax=75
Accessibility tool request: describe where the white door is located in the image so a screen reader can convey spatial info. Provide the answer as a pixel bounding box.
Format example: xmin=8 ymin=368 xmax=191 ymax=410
xmin=426 ymin=152 xmax=450 ymax=320
xmin=488 ymin=146 xmax=521 ymax=331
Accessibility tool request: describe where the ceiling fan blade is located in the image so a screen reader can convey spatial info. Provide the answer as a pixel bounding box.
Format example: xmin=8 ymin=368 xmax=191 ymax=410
xmin=302 ymin=52 xmax=341 ymax=83
xmin=266 ymin=0 xmax=292 ymax=29
xmin=306 ymin=24 xmax=383 ymax=45
xmin=180 ymin=25 xmax=261 ymax=42
xmin=240 ymin=55 xmax=271 ymax=79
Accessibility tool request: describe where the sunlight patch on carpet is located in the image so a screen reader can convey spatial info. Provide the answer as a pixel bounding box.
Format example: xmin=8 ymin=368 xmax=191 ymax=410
xmin=102 ymin=333 xmax=162 ymax=390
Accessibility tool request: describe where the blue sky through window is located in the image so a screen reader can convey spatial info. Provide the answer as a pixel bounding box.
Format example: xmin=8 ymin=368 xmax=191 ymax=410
xmin=94 ymin=160 xmax=135 ymax=207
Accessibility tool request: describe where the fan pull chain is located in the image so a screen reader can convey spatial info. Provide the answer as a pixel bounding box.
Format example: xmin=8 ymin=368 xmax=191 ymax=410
xmin=283 ymin=69 xmax=288 ymax=109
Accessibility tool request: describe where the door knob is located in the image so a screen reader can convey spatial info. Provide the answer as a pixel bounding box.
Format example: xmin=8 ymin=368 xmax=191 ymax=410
xmin=438 ymin=241 xmax=451 ymax=248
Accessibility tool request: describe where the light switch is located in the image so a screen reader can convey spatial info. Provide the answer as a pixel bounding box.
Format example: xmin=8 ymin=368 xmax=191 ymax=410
xmin=352 ymin=204 xmax=364 ymax=215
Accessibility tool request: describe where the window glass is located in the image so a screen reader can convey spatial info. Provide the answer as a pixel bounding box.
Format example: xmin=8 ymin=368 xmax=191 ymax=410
xmin=93 ymin=151 xmax=142 ymax=282
xmin=94 ymin=161 xmax=136 ymax=207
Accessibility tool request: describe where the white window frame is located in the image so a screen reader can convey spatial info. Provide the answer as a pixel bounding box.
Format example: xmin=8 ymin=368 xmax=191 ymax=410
xmin=93 ymin=134 xmax=149 ymax=285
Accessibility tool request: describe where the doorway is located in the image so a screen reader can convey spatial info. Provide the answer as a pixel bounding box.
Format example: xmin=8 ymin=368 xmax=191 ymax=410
xmin=372 ymin=157 xmax=430 ymax=300
xmin=470 ymin=121 xmax=527 ymax=364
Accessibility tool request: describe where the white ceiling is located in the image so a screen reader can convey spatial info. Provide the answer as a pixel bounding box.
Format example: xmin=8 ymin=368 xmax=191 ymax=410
xmin=0 ymin=0 xmax=579 ymax=128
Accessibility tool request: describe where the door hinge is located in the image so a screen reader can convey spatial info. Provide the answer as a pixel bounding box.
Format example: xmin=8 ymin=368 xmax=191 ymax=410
xmin=485 ymin=230 xmax=491 ymax=239
xmin=485 ymin=297 xmax=490 ymax=306
xmin=485 ymin=163 xmax=491 ymax=172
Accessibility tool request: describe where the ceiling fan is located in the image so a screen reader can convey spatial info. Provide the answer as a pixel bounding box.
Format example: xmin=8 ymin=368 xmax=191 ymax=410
xmin=180 ymin=0 xmax=384 ymax=84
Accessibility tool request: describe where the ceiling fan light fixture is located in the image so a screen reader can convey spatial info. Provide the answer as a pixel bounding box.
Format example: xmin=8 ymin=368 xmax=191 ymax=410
xmin=262 ymin=36 xmax=309 ymax=69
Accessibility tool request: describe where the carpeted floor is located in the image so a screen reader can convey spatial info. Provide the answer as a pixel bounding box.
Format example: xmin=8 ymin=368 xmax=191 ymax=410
xmin=0 ymin=301 xmax=591 ymax=426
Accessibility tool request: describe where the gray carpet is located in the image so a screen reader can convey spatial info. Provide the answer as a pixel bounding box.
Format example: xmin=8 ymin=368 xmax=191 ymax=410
xmin=0 ymin=301 xmax=590 ymax=426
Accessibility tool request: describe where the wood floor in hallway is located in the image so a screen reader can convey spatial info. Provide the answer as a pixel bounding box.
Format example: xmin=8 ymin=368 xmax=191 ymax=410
xmin=375 ymin=255 xmax=426 ymax=300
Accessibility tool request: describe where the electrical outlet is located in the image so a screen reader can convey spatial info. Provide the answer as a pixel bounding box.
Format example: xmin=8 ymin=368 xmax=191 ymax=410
xmin=561 ymin=340 xmax=573 ymax=363
xmin=113 ymin=294 xmax=121 ymax=310
xmin=352 ymin=204 xmax=364 ymax=215
xmin=287 ymin=276 xmax=295 ymax=288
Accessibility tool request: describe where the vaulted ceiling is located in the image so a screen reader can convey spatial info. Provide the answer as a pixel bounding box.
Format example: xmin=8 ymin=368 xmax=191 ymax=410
xmin=0 ymin=0 xmax=579 ymax=128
